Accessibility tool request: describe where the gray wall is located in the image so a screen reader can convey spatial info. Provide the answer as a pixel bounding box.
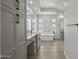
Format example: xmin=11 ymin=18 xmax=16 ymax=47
xmin=64 ymin=0 xmax=78 ymax=59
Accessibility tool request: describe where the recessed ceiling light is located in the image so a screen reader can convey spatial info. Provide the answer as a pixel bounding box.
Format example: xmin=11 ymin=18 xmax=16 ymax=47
xmin=30 ymin=1 xmax=33 ymax=4
xmin=58 ymin=15 xmax=64 ymax=18
xmin=34 ymin=8 xmax=37 ymax=10
xmin=45 ymin=12 xmax=48 ymax=14
xmin=64 ymin=2 xmax=68 ymax=6
xmin=50 ymin=3 xmax=53 ymax=5
xmin=50 ymin=3 xmax=56 ymax=7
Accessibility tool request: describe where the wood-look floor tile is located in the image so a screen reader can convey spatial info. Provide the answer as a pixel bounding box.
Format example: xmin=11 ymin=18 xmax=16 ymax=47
xmin=27 ymin=40 xmax=65 ymax=59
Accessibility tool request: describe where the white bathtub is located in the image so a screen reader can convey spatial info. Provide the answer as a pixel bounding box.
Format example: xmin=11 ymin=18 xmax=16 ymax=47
xmin=40 ymin=34 xmax=55 ymax=40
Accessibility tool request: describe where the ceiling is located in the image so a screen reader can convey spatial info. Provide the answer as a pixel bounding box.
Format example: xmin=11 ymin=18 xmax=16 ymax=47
xmin=27 ymin=0 xmax=64 ymax=15
xmin=39 ymin=0 xmax=64 ymax=9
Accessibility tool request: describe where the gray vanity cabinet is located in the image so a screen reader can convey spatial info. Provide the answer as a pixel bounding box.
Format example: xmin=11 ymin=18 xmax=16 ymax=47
xmin=1 ymin=0 xmax=26 ymax=59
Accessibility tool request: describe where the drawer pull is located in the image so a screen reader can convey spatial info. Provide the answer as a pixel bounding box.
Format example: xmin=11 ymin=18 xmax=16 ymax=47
xmin=16 ymin=14 xmax=20 ymax=24
xmin=16 ymin=0 xmax=19 ymax=10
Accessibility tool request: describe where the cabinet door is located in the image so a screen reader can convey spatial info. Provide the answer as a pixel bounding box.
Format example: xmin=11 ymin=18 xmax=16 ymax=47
xmin=15 ymin=14 xmax=25 ymax=45
xmin=16 ymin=44 xmax=27 ymax=59
xmin=15 ymin=8 xmax=26 ymax=59
xmin=15 ymin=0 xmax=26 ymax=58
xmin=1 ymin=6 xmax=15 ymax=57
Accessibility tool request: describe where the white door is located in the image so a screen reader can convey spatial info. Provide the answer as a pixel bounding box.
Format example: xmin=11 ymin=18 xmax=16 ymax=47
xmin=64 ymin=0 xmax=78 ymax=59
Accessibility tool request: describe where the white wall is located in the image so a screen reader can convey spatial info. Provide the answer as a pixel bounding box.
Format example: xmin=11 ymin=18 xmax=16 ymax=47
xmin=64 ymin=0 xmax=78 ymax=59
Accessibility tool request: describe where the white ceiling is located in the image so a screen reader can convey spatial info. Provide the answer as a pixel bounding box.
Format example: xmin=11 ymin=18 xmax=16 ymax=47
xmin=39 ymin=0 xmax=64 ymax=9
xmin=27 ymin=0 xmax=64 ymax=15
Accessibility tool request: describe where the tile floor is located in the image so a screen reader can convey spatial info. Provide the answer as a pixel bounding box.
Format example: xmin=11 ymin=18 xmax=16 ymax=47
xmin=27 ymin=40 xmax=65 ymax=59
